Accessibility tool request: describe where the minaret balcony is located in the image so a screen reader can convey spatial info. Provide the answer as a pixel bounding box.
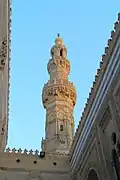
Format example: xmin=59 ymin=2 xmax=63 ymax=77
xmin=42 ymin=83 xmax=76 ymax=108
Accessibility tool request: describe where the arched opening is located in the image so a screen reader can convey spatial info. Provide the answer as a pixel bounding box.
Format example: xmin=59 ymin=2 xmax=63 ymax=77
xmin=87 ymin=169 xmax=99 ymax=180
xmin=60 ymin=124 xmax=63 ymax=131
xmin=51 ymin=50 xmax=54 ymax=57
xmin=60 ymin=49 xmax=63 ymax=57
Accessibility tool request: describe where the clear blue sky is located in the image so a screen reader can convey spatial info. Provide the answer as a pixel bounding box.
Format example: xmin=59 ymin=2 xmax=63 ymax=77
xmin=8 ymin=0 xmax=120 ymax=151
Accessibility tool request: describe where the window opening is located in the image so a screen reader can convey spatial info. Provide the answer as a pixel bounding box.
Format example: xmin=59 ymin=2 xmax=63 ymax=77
xmin=60 ymin=49 xmax=63 ymax=57
xmin=60 ymin=125 xmax=63 ymax=131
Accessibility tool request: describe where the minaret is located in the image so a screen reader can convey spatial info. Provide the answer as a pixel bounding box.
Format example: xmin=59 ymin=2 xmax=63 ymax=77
xmin=41 ymin=34 xmax=76 ymax=153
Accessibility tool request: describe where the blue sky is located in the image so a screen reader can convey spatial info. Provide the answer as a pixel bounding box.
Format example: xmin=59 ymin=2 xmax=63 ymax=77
xmin=8 ymin=0 xmax=120 ymax=151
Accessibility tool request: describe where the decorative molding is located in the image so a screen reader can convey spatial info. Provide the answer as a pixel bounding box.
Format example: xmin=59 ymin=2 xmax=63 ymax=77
xmin=83 ymin=163 xmax=100 ymax=180
xmin=42 ymin=84 xmax=76 ymax=108
xmin=44 ymin=79 xmax=75 ymax=91
xmin=47 ymin=58 xmax=70 ymax=76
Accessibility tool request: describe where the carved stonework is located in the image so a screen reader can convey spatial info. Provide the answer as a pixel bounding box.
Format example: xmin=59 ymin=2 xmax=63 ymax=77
xmin=41 ymin=35 xmax=76 ymax=153
xmin=0 ymin=37 xmax=7 ymax=70
xmin=47 ymin=58 xmax=70 ymax=76
xmin=82 ymin=162 xmax=100 ymax=180
xmin=50 ymin=35 xmax=67 ymax=59
xmin=42 ymin=84 xmax=76 ymax=107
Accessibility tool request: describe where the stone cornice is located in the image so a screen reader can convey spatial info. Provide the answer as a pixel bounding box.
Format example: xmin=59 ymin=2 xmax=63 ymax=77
xmin=69 ymin=13 xmax=120 ymax=161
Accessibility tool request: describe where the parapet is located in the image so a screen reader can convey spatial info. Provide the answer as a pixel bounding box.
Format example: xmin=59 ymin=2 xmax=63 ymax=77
xmin=0 ymin=148 xmax=70 ymax=173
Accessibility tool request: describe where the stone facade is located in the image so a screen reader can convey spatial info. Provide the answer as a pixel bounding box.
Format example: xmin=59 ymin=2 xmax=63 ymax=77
xmin=0 ymin=1 xmax=120 ymax=179
xmin=0 ymin=150 xmax=70 ymax=180
xmin=69 ymin=13 xmax=120 ymax=180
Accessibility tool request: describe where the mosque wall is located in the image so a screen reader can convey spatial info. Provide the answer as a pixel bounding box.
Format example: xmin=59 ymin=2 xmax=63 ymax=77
xmin=70 ymin=14 xmax=120 ymax=180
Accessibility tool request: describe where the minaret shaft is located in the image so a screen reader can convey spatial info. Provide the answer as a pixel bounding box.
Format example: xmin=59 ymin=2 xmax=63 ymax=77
xmin=42 ymin=35 xmax=76 ymax=153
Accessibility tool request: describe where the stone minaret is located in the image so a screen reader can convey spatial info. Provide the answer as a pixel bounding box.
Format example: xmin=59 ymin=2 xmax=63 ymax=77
xmin=41 ymin=34 xmax=76 ymax=153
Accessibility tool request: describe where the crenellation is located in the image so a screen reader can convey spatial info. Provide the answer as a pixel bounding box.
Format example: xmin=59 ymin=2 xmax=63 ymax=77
xmin=107 ymin=38 xmax=112 ymax=47
xmin=111 ymin=30 xmax=115 ymax=39
xmin=100 ymin=61 xmax=103 ymax=69
xmin=105 ymin=46 xmax=109 ymax=55
xmin=69 ymin=13 xmax=120 ymax=158
xmin=95 ymin=74 xmax=98 ymax=82
xmin=101 ymin=54 xmax=106 ymax=61
xmin=11 ymin=148 xmax=16 ymax=154
xmin=114 ymin=21 xmax=119 ymax=30
xmin=4 ymin=148 xmax=69 ymax=158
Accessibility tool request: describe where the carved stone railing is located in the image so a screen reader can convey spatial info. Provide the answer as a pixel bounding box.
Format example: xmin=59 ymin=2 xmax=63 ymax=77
xmin=43 ymin=79 xmax=75 ymax=90
xmin=42 ymin=83 xmax=76 ymax=108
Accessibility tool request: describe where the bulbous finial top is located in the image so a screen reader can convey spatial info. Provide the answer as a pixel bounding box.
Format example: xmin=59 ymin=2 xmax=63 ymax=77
xmin=50 ymin=34 xmax=67 ymax=58
xmin=55 ymin=33 xmax=63 ymax=45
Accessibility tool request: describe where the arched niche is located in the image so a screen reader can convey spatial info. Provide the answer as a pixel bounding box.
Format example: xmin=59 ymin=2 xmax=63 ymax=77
xmin=87 ymin=169 xmax=99 ymax=180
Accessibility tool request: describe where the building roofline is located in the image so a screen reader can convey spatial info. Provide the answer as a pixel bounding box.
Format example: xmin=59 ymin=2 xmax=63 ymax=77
xmin=69 ymin=12 xmax=120 ymax=158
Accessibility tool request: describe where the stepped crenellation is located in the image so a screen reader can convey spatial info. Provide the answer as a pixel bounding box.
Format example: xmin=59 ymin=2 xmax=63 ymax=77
xmin=5 ymin=148 xmax=68 ymax=157
xmin=70 ymin=13 xmax=120 ymax=155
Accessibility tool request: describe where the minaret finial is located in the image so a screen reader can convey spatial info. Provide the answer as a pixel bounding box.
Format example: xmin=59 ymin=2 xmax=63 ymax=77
xmin=55 ymin=33 xmax=62 ymax=45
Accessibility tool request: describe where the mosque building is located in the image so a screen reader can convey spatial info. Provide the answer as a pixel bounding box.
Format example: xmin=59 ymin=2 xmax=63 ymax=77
xmin=0 ymin=1 xmax=120 ymax=180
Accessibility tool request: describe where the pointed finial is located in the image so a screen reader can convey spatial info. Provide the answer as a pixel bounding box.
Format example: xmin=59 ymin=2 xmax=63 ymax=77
xmin=55 ymin=33 xmax=62 ymax=45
